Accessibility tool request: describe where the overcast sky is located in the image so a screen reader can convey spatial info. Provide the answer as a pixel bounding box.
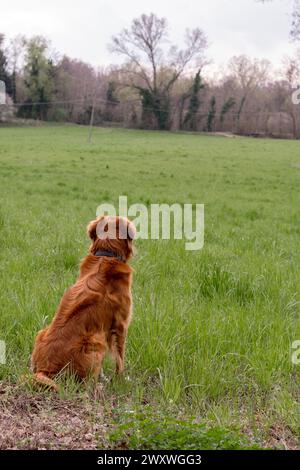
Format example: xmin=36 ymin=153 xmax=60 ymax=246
xmin=1 ymin=0 xmax=298 ymax=72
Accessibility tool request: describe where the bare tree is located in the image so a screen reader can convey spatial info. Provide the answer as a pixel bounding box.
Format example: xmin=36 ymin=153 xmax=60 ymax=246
xmin=7 ymin=35 xmax=26 ymax=101
xmin=280 ymin=54 xmax=300 ymax=137
xmin=228 ymin=55 xmax=270 ymax=131
xmin=109 ymin=13 xmax=207 ymax=129
xmin=258 ymin=0 xmax=300 ymax=40
xmin=292 ymin=0 xmax=300 ymax=39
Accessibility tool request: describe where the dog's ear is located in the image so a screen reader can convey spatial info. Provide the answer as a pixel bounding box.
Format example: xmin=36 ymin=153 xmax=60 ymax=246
xmin=118 ymin=217 xmax=136 ymax=240
xmin=127 ymin=220 xmax=136 ymax=240
xmin=87 ymin=215 xmax=111 ymax=240
xmin=87 ymin=218 xmax=99 ymax=241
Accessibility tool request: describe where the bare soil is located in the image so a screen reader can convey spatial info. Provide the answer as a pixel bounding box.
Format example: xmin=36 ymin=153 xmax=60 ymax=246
xmin=0 ymin=382 xmax=108 ymax=450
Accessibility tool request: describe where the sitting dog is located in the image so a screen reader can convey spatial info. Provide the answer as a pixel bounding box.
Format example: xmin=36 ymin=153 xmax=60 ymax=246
xmin=31 ymin=215 xmax=135 ymax=391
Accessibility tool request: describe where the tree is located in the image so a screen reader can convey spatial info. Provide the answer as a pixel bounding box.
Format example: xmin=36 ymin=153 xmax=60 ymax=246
xmin=206 ymin=96 xmax=216 ymax=132
xmin=280 ymin=54 xmax=300 ymax=137
xmin=220 ymin=97 xmax=235 ymax=127
xmin=0 ymin=34 xmax=12 ymax=96
xmin=292 ymin=0 xmax=300 ymax=39
xmin=182 ymin=70 xmax=205 ymax=131
xmin=110 ymin=13 xmax=207 ymax=130
xmin=7 ymin=35 xmax=26 ymax=101
xmin=229 ymin=55 xmax=270 ymax=131
xmin=21 ymin=36 xmax=55 ymax=120
xmin=53 ymin=55 xmax=102 ymax=123
xmin=105 ymin=81 xmax=119 ymax=121
xmin=258 ymin=0 xmax=300 ymax=40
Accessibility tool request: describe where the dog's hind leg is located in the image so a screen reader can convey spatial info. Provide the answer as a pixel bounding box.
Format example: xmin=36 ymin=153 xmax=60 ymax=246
xmin=74 ymin=332 xmax=107 ymax=384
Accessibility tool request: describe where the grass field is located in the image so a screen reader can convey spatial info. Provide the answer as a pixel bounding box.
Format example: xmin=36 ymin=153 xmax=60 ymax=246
xmin=0 ymin=124 xmax=300 ymax=449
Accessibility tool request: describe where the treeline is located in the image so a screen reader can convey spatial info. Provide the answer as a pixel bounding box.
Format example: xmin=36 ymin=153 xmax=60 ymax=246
xmin=0 ymin=14 xmax=300 ymax=138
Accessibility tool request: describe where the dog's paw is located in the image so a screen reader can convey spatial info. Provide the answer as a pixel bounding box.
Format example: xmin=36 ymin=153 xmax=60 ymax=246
xmin=93 ymin=383 xmax=105 ymax=401
xmin=99 ymin=370 xmax=110 ymax=383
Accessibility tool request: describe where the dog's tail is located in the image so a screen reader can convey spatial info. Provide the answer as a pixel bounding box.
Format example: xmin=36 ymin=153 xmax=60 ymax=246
xmin=33 ymin=372 xmax=59 ymax=392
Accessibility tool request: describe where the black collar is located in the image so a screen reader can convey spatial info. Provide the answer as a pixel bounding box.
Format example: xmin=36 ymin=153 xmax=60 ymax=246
xmin=94 ymin=250 xmax=124 ymax=262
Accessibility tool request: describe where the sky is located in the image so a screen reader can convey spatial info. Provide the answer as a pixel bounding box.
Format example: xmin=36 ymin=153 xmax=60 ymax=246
xmin=1 ymin=0 xmax=298 ymax=73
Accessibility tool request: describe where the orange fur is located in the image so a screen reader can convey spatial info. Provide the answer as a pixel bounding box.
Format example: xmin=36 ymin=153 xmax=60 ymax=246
xmin=31 ymin=216 xmax=135 ymax=390
xmin=33 ymin=372 xmax=59 ymax=392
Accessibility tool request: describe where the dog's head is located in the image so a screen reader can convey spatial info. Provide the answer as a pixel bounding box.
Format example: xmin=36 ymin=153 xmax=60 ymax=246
xmin=87 ymin=215 xmax=136 ymax=261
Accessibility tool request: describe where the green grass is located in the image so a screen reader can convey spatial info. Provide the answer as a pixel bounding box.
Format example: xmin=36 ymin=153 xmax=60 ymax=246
xmin=0 ymin=124 xmax=300 ymax=448
xmin=108 ymin=406 xmax=261 ymax=450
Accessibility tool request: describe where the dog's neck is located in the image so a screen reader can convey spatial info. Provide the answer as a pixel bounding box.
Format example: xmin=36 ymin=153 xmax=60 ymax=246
xmin=94 ymin=250 xmax=125 ymax=263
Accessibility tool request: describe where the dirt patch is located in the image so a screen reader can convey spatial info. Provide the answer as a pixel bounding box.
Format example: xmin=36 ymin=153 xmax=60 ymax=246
xmin=0 ymin=383 xmax=108 ymax=450
xmin=208 ymin=132 xmax=237 ymax=138
xmin=264 ymin=425 xmax=300 ymax=451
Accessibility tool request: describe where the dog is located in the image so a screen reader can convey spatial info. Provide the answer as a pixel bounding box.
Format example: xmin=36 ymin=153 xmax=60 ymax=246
xmin=31 ymin=215 xmax=136 ymax=392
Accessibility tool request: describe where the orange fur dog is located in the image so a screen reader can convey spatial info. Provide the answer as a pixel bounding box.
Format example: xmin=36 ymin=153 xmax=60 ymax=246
xmin=31 ymin=215 xmax=135 ymax=391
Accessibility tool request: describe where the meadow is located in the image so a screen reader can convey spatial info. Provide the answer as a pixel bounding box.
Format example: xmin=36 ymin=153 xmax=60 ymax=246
xmin=0 ymin=124 xmax=300 ymax=449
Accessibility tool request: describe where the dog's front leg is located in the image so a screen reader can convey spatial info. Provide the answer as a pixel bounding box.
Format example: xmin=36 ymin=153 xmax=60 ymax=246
xmin=110 ymin=324 xmax=127 ymax=375
xmin=115 ymin=331 xmax=126 ymax=375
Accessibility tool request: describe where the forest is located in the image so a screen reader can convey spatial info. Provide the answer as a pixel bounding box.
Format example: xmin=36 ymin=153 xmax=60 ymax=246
xmin=0 ymin=10 xmax=300 ymax=138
